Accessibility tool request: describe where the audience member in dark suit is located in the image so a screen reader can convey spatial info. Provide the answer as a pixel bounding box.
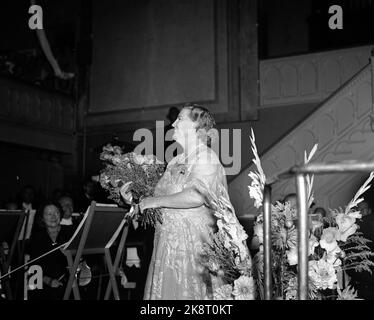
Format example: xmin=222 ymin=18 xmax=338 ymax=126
xmin=75 ymin=180 xmax=96 ymax=213
xmin=28 ymin=201 xmax=74 ymax=300
xmin=18 ymin=185 xmax=38 ymax=213
xmin=51 ymin=188 xmax=64 ymax=204
xmin=58 ymin=195 xmax=80 ymax=230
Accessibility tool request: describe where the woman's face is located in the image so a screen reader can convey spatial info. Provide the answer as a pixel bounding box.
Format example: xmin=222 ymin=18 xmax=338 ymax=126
xmin=43 ymin=205 xmax=61 ymax=228
xmin=172 ymin=108 xmax=197 ymax=145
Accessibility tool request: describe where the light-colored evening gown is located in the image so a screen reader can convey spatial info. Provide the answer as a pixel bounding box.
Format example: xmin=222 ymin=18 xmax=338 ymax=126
xmin=143 ymin=143 xmax=228 ymax=300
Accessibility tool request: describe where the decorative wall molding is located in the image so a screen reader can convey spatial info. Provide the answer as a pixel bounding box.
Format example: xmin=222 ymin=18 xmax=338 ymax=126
xmin=260 ymin=45 xmax=373 ymax=107
xmin=230 ymin=60 xmax=374 ymax=217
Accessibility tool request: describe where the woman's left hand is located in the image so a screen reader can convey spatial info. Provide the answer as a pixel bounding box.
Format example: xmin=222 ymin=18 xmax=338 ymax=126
xmin=139 ymin=197 xmax=159 ymax=212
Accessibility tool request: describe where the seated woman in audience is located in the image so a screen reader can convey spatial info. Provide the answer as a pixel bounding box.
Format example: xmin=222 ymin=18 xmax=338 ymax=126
xmin=28 ymin=201 xmax=74 ymax=300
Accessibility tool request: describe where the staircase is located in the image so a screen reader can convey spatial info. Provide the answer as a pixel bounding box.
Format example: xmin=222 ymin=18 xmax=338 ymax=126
xmin=229 ymin=46 xmax=374 ymax=217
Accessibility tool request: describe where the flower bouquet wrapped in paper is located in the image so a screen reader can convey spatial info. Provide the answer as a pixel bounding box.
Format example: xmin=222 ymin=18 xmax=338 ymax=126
xmin=99 ymin=144 xmax=165 ymax=227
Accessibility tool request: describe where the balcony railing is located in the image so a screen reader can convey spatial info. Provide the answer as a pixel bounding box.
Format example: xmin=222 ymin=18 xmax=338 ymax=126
xmin=0 ymin=76 xmax=75 ymax=153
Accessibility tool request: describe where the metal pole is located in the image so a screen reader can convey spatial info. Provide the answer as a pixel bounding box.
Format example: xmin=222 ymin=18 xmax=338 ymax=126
xmin=370 ymin=48 xmax=374 ymax=113
xmin=268 ymin=161 xmax=374 ymax=185
xmin=296 ymin=174 xmax=309 ymax=300
xmin=263 ymin=184 xmax=272 ymax=300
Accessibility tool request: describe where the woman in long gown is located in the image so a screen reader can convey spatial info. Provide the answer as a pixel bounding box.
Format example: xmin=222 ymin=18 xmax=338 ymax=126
xmin=123 ymin=104 xmax=237 ymax=300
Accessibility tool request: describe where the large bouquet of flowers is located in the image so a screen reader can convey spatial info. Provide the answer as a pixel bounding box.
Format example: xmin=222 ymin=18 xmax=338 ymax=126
xmin=99 ymin=144 xmax=165 ymax=227
xmin=196 ymin=180 xmax=255 ymax=300
xmin=248 ymin=129 xmax=374 ymax=300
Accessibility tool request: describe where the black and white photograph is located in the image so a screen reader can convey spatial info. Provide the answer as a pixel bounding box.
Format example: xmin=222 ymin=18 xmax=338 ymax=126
xmin=1 ymin=0 xmax=374 ymax=309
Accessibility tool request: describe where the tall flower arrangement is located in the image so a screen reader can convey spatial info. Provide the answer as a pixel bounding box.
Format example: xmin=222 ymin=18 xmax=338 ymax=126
xmin=196 ymin=181 xmax=255 ymax=300
xmin=248 ymin=129 xmax=374 ymax=300
xmin=99 ymin=144 xmax=165 ymax=226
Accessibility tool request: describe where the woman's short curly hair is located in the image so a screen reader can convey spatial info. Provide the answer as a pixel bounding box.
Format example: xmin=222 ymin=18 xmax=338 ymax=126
xmin=182 ymin=103 xmax=218 ymax=146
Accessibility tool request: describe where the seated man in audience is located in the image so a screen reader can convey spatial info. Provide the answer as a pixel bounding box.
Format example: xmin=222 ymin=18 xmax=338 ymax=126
xmin=313 ymin=207 xmax=327 ymax=218
xmin=283 ymin=193 xmax=297 ymax=209
xmin=52 ymin=188 xmax=64 ymax=204
xmin=75 ymin=180 xmax=97 ymax=213
xmin=18 ymin=185 xmax=38 ymax=213
xmin=58 ymin=195 xmax=79 ymax=229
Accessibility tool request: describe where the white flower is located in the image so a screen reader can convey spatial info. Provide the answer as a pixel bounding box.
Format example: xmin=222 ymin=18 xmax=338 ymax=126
xmin=320 ymin=227 xmax=340 ymax=253
xmin=133 ymin=154 xmax=145 ymax=165
xmin=326 ymin=245 xmax=342 ymax=267
xmin=253 ymin=223 xmax=263 ymax=244
xmin=208 ymin=261 xmax=220 ymax=272
xmin=285 ymin=277 xmax=298 ymax=300
xmin=232 ymin=276 xmax=255 ymax=300
xmin=235 ymin=257 xmax=241 ymax=266
xmin=285 ymin=289 xmax=297 ymax=300
xmin=236 ymin=257 xmax=252 ymax=274
xmin=217 ymin=219 xmax=224 ymax=231
xmin=233 ymin=225 xmax=248 ymax=243
xmin=336 ymin=213 xmax=358 ymax=242
xmin=214 ymin=284 xmax=233 ymax=300
xmin=309 ymin=259 xmax=337 ymax=290
xmin=347 ymin=210 xmax=362 ymax=219
xmin=100 ymin=174 xmax=110 ymax=184
xmin=112 ymin=155 xmax=122 ymax=165
xmin=287 ymin=248 xmax=298 ymax=266
xmin=248 ymin=185 xmax=263 ymax=209
xmin=311 ymin=219 xmax=323 ymax=233
xmin=309 ymin=234 xmax=319 ymax=255
xmin=248 ymin=171 xmax=264 ymax=208
xmin=143 ymin=155 xmax=153 ymax=165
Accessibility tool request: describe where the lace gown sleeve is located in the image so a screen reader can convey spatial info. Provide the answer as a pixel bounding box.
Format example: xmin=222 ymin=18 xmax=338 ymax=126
xmin=183 ymin=147 xmax=226 ymax=204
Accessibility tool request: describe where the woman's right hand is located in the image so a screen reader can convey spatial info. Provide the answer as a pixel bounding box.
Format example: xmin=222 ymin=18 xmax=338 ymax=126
xmin=50 ymin=279 xmax=63 ymax=288
xmin=120 ymin=181 xmax=133 ymax=204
